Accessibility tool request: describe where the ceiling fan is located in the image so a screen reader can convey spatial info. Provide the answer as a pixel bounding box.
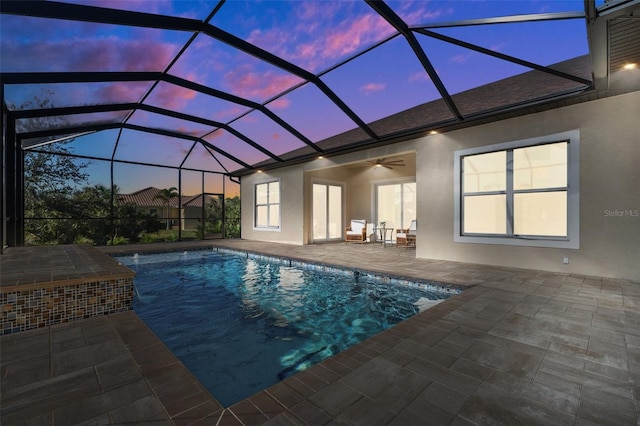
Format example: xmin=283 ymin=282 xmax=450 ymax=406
xmin=367 ymin=157 xmax=406 ymax=169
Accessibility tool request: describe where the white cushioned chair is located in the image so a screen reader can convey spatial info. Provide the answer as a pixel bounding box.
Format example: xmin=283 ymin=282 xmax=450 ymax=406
xmin=345 ymin=219 xmax=367 ymax=243
xmin=396 ymin=220 xmax=416 ymax=249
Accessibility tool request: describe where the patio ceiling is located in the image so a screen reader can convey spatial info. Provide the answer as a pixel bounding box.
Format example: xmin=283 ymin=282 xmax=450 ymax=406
xmin=1 ymin=0 xmax=638 ymax=176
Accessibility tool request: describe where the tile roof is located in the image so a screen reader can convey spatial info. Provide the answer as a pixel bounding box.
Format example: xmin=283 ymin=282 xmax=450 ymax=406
xmin=118 ymin=187 xmax=216 ymax=208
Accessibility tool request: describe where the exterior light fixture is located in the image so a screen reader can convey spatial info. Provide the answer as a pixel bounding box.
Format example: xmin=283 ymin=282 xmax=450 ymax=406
xmin=318 ymin=156 xmax=324 ymax=159
xmin=429 ymin=130 xmax=439 ymax=135
xmin=623 ymin=63 xmax=637 ymax=70
xmin=257 ymin=170 xmax=263 ymax=173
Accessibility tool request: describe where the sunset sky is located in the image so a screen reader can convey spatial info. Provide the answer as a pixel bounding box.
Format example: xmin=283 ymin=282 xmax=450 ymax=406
xmin=1 ymin=0 xmax=591 ymax=195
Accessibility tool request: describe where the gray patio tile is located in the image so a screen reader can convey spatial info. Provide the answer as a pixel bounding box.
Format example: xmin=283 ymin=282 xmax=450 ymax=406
xmin=388 ymin=400 xmax=456 ymax=426
xmin=216 ymin=410 xmax=243 ymax=426
xmin=485 ymin=370 xmax=579 ymax=415
xmin=229 ymin=399 xmax=270 ymax=426
xmin=248 ymin=391 xmax=287 ymax=419
xmin=162 ymin=389 xmax=215 ymax=418
xmin=1 ymin=366 xmax=101 ymax=418
xmin=52 ymin=379 xmax=154 ymax=425
xmin=262 ymin=412 xmax=305 ymax=426
xmin=584 ymin=359 xmax=631 ymax=382
xmin=377 ymin=347 xmax=415 ymax=366
xmin=449 ymin=358 xmax=494 ymax=382
xmin=548 ymin=341 xmax=628 ymax=370
xmin=577 ymin=386 xmax=637 ymax=426
xmin=0 ymin=332 xmax=50 ymax=363
xmin=460 ymin=381 xmax=575 ymax=426
xmin=282 ymin=376 xmax=315 ymax=398
xmin=51 ymin=325 xmax=86 ymax=352
xmin=172 ymin=401 xmax=223 ymax=426
xmin=461 ymin=340 xmax=543 ymax=380
xmin=307 ymin=381 xmax=362 ymax=417
xmin=405 ymin=358 xmax=482 ymax=395
xmin=90 ymin=351 xmax=133 ymax=385
xmin=534 ymin=370 xmax=582 ymax=397
xmin=540 ymin=358 xmax=634 ymax=399
xmin=293 ymin=369 xmax=331 ymax=392
xmin=412 ymin=381 xmax=470 ymax=414
xmin=111 ymin=394 xmax=171 ymax=425
xmin=336 ymin=397 xmax=396 ymax=426
xmin=289 ymin=399 xmax=332 ymax=426
xmin=0 ymin=410 xmax=53 ymax=426
xmin=51 ymin=333 xmax=127 ymax=373
xmin=340 ymin=357 xmax=431 ymax=414
xmin=1 ymin=353 xmax=50 ymax=391
xmin=304 ymin=363 xmax=341 ymax=384
xmin=265 ymin=382 xmax=305 ymax=409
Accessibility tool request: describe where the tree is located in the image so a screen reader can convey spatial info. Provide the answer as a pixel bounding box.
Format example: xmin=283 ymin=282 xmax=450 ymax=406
xmin=224 ymin=196 xmax=241 ymax=238
xmin=154 ymin=187 xmax=178 ymax=229
xmin=24 ymin=145 xmax=91 ymax=245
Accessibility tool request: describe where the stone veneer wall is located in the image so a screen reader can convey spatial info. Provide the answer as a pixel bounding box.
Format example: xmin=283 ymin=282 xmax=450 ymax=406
xmin=1 ymin=277 xmax=134 ymax=335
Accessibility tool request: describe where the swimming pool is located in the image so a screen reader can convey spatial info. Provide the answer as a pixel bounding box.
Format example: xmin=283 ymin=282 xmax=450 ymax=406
xmin=117 ymin=250 xmax=458 ymax=407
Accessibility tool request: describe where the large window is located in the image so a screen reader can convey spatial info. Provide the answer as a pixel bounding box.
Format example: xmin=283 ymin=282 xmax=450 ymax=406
xmin=454 ymin=130 xmax=579 ymax=248
xmin=254 ymin=180 xmax=280 ymax=230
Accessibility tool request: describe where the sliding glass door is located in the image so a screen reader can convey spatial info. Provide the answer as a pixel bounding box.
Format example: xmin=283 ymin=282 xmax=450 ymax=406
xmin=376 ymin=182 xmax=416 ymax=230
xmin=312 ymin=183 xmax=343 ymax=241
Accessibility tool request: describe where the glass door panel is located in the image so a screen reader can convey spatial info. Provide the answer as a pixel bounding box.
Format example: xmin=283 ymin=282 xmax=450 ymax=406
xmin=376 ymin=182 xmax=416 ymax=233
xmin=313 ymin=183 xmax=343 ymax=241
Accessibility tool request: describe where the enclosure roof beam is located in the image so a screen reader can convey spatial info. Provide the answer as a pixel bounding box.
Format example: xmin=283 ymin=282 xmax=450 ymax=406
xmin=366 ymin=0 xmax=463 ymax=120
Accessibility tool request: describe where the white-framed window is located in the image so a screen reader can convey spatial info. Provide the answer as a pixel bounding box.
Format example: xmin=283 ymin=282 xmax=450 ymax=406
xmin=454 ymin=130 xmax=579 ymax=249
xmin=254 ymin=180 xmax=280 ymax=230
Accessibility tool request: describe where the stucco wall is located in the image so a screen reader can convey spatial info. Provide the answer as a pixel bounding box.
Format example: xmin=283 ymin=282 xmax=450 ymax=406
xmin=241 ymin=167 xmax=305 ymax=245
xmin=418 ymin=91 xmax=640 ymax=280
xmin=241 ymin=92 xmax=639 ymax=280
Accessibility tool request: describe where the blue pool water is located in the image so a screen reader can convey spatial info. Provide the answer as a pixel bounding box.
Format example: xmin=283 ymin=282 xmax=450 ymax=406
xmin=117 ymin=250 xmax=455 ymax=407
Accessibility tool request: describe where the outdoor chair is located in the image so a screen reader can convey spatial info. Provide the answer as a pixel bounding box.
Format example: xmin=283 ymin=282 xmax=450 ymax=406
xmin=396 ymin=220 xmax=416 ymax=249
xmin=345 ymin=219 xmax=367 ymax=243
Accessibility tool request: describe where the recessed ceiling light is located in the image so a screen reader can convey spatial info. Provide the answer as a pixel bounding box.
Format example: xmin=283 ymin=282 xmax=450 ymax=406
xmin=257 ymin=170 xmax=262 ymax=173
xmin=623 ymin=63 xmax=637 ymax=70
xmin=429 ymin=130 xmax=439 ymax=135
xmin=318 ymin=156 xmax=324 ymax=159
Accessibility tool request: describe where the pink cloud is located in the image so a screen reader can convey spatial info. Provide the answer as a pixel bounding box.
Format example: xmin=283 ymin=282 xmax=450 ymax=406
xmin=325 ymin=14 xmax=394 ymax=60
xmin=268 ymin=98 xmax=291 ymax=110
xmin=213 ymin=105 xmax=248 ymax=121
xmin=409 ymin=71 xmax=429 ymax=82
xmin=451 ymin=53 xmax=474 ymax=64
xmin=360 ymin=83 xmax=386 ymax=95
xmin=4 ymin=36 xmax=179 ymax=73
xmin=223 ymin=66 xmax=302 ymax=101
xmin=148 ymin=82 xmax=199 ymax=110
xmin=397 ymin=2 xmax=453 ymax=26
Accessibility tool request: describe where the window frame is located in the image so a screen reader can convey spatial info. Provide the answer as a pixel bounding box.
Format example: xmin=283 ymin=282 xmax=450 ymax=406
xmin=253 ymin=179 xmax=281 ymax=231
xmin=454 ymin=130 xmax=579 ymax=249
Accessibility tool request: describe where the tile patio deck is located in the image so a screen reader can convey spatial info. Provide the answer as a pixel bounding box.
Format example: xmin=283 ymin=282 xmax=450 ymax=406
xmin=2 ymin=240 xmax=639 ymax=425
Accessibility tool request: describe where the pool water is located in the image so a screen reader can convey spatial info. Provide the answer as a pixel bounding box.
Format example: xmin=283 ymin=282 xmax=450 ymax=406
xmin=117 ymin=250 xmax=454 ymax=407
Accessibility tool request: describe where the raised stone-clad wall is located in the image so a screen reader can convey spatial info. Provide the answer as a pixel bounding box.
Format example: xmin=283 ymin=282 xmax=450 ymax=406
xmin=1 ymin=277 xmax=134 ymax=335
xmin=0 ymin=245 xmax=135 ymax=335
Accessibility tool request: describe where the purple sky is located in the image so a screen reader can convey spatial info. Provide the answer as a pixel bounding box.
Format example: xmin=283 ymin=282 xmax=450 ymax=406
xmin=1 ymin=0 xmax=590 ymax=194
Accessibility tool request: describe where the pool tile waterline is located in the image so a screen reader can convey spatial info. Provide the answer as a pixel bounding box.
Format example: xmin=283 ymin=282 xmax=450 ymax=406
xmin=215 ymin=247 xmax=464 ymax=296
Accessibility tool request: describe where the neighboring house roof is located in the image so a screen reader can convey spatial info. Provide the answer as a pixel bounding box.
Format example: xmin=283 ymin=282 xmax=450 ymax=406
xmin=118 ymin=187 xmax=217 ymax=208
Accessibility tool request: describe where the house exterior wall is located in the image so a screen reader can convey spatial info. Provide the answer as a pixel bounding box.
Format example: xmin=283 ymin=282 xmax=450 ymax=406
xmin=241 ymin=166 xmax=305 ymax=245
xmin=241 ymin=92 xmax=640 ymax=280
xmin=418 ymin=91 xmax=639 ymax=281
